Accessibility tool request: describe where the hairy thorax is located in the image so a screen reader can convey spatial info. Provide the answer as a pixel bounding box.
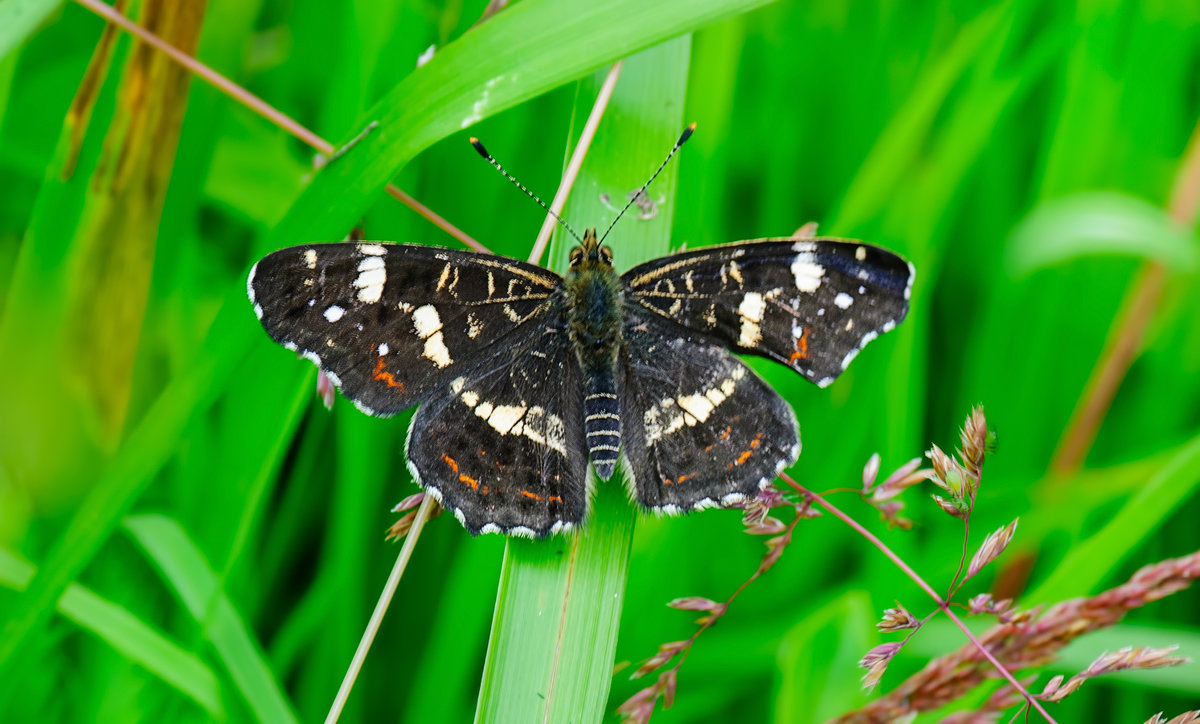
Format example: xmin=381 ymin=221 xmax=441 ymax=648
xmin=565 ymin=262 xmax=625 ymax=374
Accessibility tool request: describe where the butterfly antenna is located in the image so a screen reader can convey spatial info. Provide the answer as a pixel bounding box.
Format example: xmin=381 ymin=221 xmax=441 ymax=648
xmin=599 ymin=123 xmax=696 ymax=245
xmin=470 ymin=138 xmax=583 ymax=243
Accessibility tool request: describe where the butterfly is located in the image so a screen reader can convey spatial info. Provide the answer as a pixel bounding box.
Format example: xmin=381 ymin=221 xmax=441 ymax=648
xmin=247 ymin=227 xmax=913 ymax=537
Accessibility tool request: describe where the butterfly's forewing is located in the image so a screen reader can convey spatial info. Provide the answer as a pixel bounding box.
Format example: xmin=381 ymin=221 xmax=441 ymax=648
xmin=406 ymin=317 xmax=589 ymax=536
xmin=619 ymin=309 xmax=799 ymax=513
xmin=622 ymin=239 xmax=913 ymax=387
xmin=248 ymin=242 xmax=562 ymax=416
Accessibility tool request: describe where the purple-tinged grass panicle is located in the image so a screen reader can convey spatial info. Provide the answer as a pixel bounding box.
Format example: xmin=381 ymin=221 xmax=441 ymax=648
xmin=1145 ymin=711 xmax=1200 ymax=723
xmin=316 ymin=369 xmax=336 ymax=410
xmin=862 ymin=456 xmax=928 ymax=529
xmin=616 ymin=487 xmax=815 ymax=722
xmin=966 ymin=593 xmax=1016 ymax=621
xmin=858 ymin=642 xmax=903 ymax=690
xmin=834 ymin=549 xmax=1200 ymax=722
xmin=385 ymin=492 xmax=443 ymax=541
xmin=876 ymin=604 xmax=920 ymax=633
xmin=1039 ymin=646 xmax=1189 ymax=703
xmin=966 ymin=519 xmax=1020 ymax=580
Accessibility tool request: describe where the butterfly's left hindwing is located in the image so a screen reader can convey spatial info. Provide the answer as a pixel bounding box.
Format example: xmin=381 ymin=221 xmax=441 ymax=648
xmin=623 ymin=238 xmax=913 ymax=387
xmin=248 ymin=242 xmax=562 ymax=416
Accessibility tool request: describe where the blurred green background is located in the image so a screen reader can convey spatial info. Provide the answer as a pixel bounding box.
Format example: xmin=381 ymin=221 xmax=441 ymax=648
xmin=1 ymin=0 xmax=1198 ymax=721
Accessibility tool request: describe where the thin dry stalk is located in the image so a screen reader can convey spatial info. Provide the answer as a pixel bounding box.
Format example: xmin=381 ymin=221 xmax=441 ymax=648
xmin=73 ymin=0 xmax=486 ymax=252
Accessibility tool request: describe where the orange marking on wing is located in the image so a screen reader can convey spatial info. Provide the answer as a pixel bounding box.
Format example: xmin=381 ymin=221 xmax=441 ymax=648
xmin=373 ymin=357 xmax=405 ymax=390
xmin=788 ymin=328 xmax=811 ymax=364
xmin=548 ymin=495 xmax=563 ymax=504
xmin=719 ymin=426 xmax=732 ymax=440
xmin=519 ymin=490 xmax=543 ymax=501
xmin=441 ymin=454 xmax=480 ymax=490
xmin=730 ymin=434 xmax=764 ymax=467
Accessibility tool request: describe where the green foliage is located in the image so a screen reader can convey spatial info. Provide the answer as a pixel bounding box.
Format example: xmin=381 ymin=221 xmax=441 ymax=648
xmin=0 ymin=0 xmax=1198 ymax=722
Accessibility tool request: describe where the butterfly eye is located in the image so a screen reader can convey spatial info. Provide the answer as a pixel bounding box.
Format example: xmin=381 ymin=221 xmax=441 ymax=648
xmin=569 ymin=247 xmax=582 ymax=265
xmin=600 ymin=246 xmax=614 ymax=264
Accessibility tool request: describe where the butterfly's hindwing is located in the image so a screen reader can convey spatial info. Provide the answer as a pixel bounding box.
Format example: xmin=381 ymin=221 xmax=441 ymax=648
xmin=619 ymin=309 xmax=800 ymax=513
xmin=622 ymin=239 xmax=913 ymax=387
xmin=248 ymin=242 xmax=562 ymax=416
xmin=406 ymin=316 xmax=589 ymax=536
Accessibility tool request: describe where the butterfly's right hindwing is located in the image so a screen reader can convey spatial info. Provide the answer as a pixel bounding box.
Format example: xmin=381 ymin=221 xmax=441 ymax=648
xmin=406 ymin=317 xmax=589 ymax=537
xmin=248 ymin=242 xmax=562 ymax=416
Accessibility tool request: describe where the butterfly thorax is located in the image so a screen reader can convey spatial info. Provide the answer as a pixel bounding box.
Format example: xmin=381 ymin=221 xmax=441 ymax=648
xmin=565 ymin=229 xmax=624 ymax=480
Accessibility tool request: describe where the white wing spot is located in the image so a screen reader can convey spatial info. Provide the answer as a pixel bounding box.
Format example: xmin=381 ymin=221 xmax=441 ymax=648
xmin=423 ymin=331 xmax=452 ymax=368
xmin=324 ymin=305 xmax=345 ymax=322
xmin=304 ymin=249 xmax=317 ymax=269
xmin=359 ymin=243 xmax=386 ymax=256
xmin=855 ymin=245 xmax=867 ymax=261
xmin=834 ymin=292 xmax=854 ymax=309
xmin=355 ymin=257 xmax=386 ymax=303
xmin=486 ymin=404 xmax=526 ymax=435
xmin=461 ymin=391 xmax=479 ymax=408
xmin=677 ymin=393 xmax=716 ymax=423
xmin=737 ymin=292 xmax=765 ymax=347
xmin=643 ymin=371 xmax=742 ymax=444
xmin=377 ymin=342 xmax=389 ymax=356
xmin=791 ymin=253 xmax=825 ymax=292
xmin=412 ymin=304 xmax=442 ymax=337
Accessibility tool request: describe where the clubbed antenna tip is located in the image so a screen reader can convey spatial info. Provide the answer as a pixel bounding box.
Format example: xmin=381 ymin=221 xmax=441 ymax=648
xmin=599 ymin=123 xmax=697 ymax=244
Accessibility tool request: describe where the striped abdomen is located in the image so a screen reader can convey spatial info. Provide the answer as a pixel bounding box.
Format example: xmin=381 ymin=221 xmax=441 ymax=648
xmin=583 ymin=372 xmax=621 ymax=479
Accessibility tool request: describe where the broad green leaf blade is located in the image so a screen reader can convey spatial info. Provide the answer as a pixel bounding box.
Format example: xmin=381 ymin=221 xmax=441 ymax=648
xmin=265 ymin=0 xmax=772 ymax=252
xmin=0 ymin=547 xmax=224 ymax=717
xmin=1007 ymin=191 xmax=1199 ymax=275
xmin=475 ymin=37 xmax=692 ymax=724
xmin=0 ymin=0 xmax=61 ymax=62
xmin=122 ymin=513 xmax=298 ymax=724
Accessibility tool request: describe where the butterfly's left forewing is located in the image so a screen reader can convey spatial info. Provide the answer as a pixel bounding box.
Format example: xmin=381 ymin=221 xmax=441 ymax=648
xmin=248 ymin=242 xmax=562 ymax=416
xmin=623 ymin=238 xmax=913 ymax=387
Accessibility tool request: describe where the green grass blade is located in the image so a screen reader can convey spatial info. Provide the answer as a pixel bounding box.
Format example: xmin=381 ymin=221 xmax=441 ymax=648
xmin=772 ymin=590 xmax=878 ymax=724
xmin=1007 ymin=191 xmax=1199 ymax=274
xmin=0 ymin=546 xmax=224 ymax=717
xmin=0 ymin=293 xmax=250 ymax=673
xmin=122 ymin=513 xmax=298 ymax=724
xmin=1029 ymin=430 xmax=1200 ymax=602
xmin=475 ymin=37 xmax=692 ymax=724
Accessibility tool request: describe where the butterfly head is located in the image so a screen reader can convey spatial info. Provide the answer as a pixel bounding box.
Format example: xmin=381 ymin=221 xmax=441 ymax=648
xmin=569 ymin=228 xmax=613 ymax=270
